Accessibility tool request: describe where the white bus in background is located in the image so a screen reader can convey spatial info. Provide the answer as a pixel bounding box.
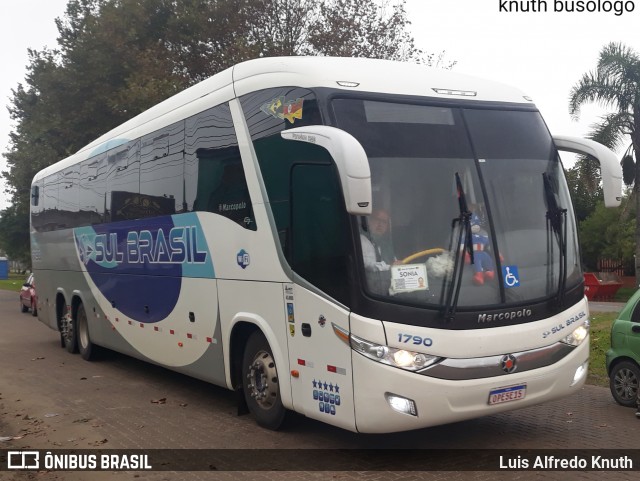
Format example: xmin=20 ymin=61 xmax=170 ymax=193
xmin=30 ymin=57 xmax=622 ymax=433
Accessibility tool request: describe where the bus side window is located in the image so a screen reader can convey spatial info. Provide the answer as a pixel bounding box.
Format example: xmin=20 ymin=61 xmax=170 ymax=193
xmin=139 ymin=123 xmax=184 ymax=217
xmin=195 ymin=148 xmax=256 ymax=230
xmin=79 ymin=154 xmax=108 ymax=226
xmin=240 ymin=87 xmax=323 ymax=249
xmin=185 ymin=103 xmax=256 ymax=230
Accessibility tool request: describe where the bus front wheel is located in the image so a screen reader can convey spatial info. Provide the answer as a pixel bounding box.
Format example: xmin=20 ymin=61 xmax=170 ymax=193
xmin=242 ymin=331 xmax=286 ymax=430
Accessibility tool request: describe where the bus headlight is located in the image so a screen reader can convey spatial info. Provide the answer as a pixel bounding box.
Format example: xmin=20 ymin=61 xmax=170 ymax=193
xmin=349 ymin=332 xmax=441 ymax=371
xmin=560 ymin=321 xmax=590 ymax=347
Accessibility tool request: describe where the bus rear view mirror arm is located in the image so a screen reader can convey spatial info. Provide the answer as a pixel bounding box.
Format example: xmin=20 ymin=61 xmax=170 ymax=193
xmin=553 ymin=135 xmax=623 ymax=208
xmin=281 ymin=126 xmax=372 ymax=215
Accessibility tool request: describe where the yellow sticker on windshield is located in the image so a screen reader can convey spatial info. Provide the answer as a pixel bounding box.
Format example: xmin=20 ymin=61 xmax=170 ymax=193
xmin=261 ymin=97 xmax=304 ymax=124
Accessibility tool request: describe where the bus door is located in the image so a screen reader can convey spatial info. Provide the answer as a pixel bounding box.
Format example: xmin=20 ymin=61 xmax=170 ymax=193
xmin=285 ymin=163 xmax=356 ymax=430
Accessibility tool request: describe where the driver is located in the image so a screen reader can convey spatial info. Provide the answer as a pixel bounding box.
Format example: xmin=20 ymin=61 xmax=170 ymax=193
xmin=361 ymin=208 xmax=397 ymax=271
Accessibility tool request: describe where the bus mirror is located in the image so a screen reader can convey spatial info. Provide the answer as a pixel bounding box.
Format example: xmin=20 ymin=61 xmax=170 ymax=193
xmin=553 ymin=135 xmax=623 ymax=208
xmin=281 ymin=126 xmax=372 ymax=215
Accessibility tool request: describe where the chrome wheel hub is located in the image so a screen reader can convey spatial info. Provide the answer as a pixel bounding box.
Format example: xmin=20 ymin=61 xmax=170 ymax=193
xmin=246 ymin=350 xmax=278 ymax=410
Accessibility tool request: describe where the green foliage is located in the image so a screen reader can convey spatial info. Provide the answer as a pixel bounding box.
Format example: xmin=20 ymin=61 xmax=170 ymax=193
xmin=569 ymin=42 xmax=640 ymax=280
xmin=579 ymin=198 xmax=635 ymax=271
xmin=0 ymin=205 xmax=31 ymax=266
xmin=587 ymin=311 xmax=616 ymax=388
xmin=0 ymin=273 xmax=28 ymax=293
xmin=564 ymin=162 xmax=602 ymax=222
xmin=1 ymin=0 xmax=448 ymax=263
xmin=622 ymin=154 xmax=636 ymax=186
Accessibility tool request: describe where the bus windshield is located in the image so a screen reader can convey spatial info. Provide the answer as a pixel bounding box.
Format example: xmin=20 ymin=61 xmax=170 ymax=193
xmin=332 ymin=98 xmax=580 ymax=310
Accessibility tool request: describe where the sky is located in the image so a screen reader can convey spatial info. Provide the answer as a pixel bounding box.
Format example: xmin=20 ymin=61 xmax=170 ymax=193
xmin=1 ymin=0 xmax=639 ymax=210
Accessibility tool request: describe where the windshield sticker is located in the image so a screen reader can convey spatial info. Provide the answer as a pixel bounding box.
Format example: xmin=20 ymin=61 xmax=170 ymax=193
xmin=261 ymin=97 xmax=304 ymax=124
xmin=502 ymin=265 xmax=521 ymax=288
xmin=390 ymin=264 xmax=428 ymax=294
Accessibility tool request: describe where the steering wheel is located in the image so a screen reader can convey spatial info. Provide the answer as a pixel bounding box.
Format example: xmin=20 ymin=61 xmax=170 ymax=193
xmin=400 ymin=248 xmax=445 ymax=264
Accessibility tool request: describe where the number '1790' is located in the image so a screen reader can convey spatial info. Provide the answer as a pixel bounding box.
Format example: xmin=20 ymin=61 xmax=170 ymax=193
xmin=397 ymin=334 xmax=433 ymax=347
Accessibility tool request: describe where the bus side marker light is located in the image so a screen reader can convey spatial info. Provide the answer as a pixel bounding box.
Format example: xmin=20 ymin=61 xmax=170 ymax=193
xmin=178 ymin=342 xmax=183 ymax=347
xmin=332 ymin=323 xmax=350 ymax=345
xmin=291 ymin=370 xmax=300 ymax=378
xmin=327 ymin=365 xmax=347 ymax=375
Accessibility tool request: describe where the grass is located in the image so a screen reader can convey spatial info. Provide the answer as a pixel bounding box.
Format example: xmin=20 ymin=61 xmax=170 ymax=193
xmin=0 ymin=272 xmax=27 ymax=292
xmin=587 ymin=311 xmax=616 ymax=388
xmin=614 ymin=286 xmax=636 ymax=303
xmin=0 ymin=274 xmax=620 ymax=388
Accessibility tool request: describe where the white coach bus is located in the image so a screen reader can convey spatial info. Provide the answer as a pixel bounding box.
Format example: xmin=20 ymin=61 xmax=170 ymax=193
xmin=30 ymin=57 xmax=622 ymax=433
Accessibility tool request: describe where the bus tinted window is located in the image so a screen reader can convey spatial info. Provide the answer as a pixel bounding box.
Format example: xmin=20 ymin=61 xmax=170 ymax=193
xmin=185 ymin=103 xmax=255 ymax=230
xmin=107 ymin=141 xmax=140 ymax=222
xmin=79 ymin=154 xmax=107 ymax=226
xmin=139 ymin=122 xmax=185 ymax=217
xmin=240 ymin=87 xmax=323 ymax=248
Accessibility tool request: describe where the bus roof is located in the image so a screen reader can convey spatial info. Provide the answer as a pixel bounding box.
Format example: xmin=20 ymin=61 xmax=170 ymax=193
xmin=34 ymin=56 xmax=533 ymax=181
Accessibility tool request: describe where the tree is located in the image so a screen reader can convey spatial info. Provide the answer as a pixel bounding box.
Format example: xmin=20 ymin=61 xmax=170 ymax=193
xmin=564 ymin=162 xmax=602 ymax=223
xmin=0 ymin=205 xmax=31 ymax=266
xmin=2 ymin=0 xmax=450 ymax=264
xmin=579 ymin=198 xmax=635 ymax=273
xmin=569 ymin=42 xmax=640 ymax=280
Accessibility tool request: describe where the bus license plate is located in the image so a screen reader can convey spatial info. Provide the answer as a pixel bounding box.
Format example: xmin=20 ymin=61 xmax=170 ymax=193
xmin=488 ymin=384 xmax=527 ymax=405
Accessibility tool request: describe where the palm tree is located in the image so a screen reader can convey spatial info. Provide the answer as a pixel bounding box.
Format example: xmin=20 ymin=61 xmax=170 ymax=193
xmin=569 ymin=42 xmax=640 ymax=281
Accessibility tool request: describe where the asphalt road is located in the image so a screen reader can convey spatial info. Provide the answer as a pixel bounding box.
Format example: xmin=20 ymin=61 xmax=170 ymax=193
xmin=1 ymin=289 xmax=639 ymax=481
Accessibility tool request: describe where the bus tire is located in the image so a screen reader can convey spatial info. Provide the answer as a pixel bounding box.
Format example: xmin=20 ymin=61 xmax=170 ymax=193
xmin=63 ymin=310 xmax=78 ymax=354
xmin=242 ymin=331 xmax=286 ymax=430
xmin=77 ymin=303 xmax=94 ymax=361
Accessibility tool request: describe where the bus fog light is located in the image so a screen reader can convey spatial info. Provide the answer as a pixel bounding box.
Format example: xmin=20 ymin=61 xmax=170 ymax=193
xmin=571 ymin=361 xmax=588 ymax=386
xmin=385 ymin=393 xmax=418 ymax=416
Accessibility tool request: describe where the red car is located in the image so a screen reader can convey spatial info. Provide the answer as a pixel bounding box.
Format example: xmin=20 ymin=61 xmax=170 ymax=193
xmin=19 ymin=274 xmax=38 ymax=317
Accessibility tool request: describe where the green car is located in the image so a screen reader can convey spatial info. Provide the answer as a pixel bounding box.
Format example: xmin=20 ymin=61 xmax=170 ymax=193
xmin=606 ymin=291 xmax=640 ymax=407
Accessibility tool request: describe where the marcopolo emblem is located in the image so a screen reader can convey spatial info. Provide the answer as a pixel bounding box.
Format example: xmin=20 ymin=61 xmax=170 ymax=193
xmin=500 ymin=354 xmax=517 ymax=374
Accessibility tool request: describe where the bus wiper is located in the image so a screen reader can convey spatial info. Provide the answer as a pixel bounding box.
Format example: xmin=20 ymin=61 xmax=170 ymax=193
xmin=543 ymin=172 xmax=568 ymax=307
xmin=442 ymin=173 xmax=474 ymax=322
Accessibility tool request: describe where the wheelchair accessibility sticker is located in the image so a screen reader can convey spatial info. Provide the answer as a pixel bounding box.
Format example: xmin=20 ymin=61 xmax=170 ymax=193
xmin=502 ymin=265 xmax=520 ymax=288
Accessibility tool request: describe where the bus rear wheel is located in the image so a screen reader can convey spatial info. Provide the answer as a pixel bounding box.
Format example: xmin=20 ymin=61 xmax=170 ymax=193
xmin=62 ymin=309 xmax=78 ymax=354
xmin=242 ymin=331 xmax=286 ymax=430
xmin=77 ymin=303 xmax=94 ymax=361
